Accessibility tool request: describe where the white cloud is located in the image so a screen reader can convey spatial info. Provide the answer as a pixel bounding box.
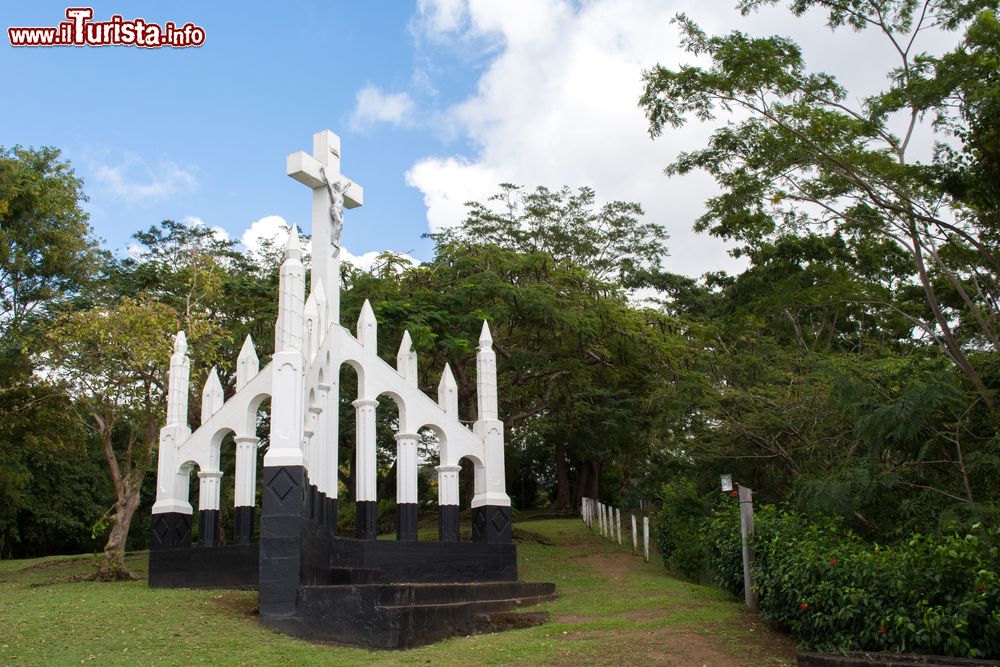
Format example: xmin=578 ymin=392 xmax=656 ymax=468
xmin=241 ymin=215 xmax=307 ymax=259
xmin=239 ymin=214 xmax=415 ymax=272
xmin=415 ymin=0 xmax=467 ymax=35
xmin=404 ymin=0 xmax=960 ymax=278
xmin=182 ymin=215 xmax=230 ymax=243
xmin=350 ymin=85 xmax=417 ymax=131
xmin=91 ymin=154 xmax=197 ymax=203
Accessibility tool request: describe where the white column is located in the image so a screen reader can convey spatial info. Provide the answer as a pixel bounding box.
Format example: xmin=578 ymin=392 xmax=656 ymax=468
xmin=234 ymin=436 xmax=259 ymax=507
xmin=395 ymin=432 xmax=419 ymax=504
xmin=264 ymin=228 xmax=306 ymax=468
xmin=631 ymin=514 xmax=637 ymax=555
xmin=198 ymin=470 xmax=223 ymax=511
xmin=616 ymin=508 xmax=622 ymax=545
xmin=353 ymin=398 xmax=378 ymax=503
xmin=314 ymin=383 xmax=331 ymax=495
xmin=322 ymin=377 xmax=340 ymax=498
xmin=437 ymin=465 xmax=461 ymax=506
xmin=153 ymin=331 xmax=192 ymax=515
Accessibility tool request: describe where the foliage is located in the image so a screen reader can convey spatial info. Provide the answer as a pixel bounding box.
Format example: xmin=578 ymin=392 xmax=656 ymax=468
xmin=701 ymin=502 xmax=1000 ymax=658
xmin=640 ymin=1 xmax=1000 ymax=404
xmin=652 ymin=479 xmax=710 ymax=576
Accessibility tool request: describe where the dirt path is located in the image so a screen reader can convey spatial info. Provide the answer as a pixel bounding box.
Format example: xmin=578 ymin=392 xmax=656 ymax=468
xmin=520 ymin=520 xmax=800 ymax=667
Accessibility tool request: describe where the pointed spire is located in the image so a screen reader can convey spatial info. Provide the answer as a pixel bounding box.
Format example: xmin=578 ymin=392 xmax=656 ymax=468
xmin=166 ymin=330 xmax=190 ymax=427
xmin=476 ymin=320 xmax=498 ymax=422
xmin=357 ymin=299 xmax=377 ymax=349
xmin=201 ymin=366 xmax=225 ymax=424
xmin=479 ymin=320 xmax=493 ymax=349
xmin=173 ymin=330 xmax=188 ymax=354
xmin=438 ymin=363 xmax=458 ymax=416
xmin=285 ymin=224 xmax=302 ymax=259
xmin=397 ymin=330 xmax=418 ymax=386
xmin=275 ymin=225 xmax=306 ymax=353
xmin=236 ymin=334 xmax=259 ymax=391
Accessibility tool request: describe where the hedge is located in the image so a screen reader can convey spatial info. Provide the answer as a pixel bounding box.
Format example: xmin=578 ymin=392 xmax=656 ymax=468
xmin=698 ymin=500 xmax=1000 ymax=659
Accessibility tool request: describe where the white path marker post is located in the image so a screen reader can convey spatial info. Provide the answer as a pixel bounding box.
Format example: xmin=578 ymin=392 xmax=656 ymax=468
xmin=607 ymin=506 xmax=614 ymax=542
xmin=615 ymin=508 xmax=622 ymax=545
xmin=739 ymin=484 xmax=759 ymax=612
xmin=630 ymin=514 xmax=637 ymax=555
xmin=643 ymin=516 xmax=650 ymax=562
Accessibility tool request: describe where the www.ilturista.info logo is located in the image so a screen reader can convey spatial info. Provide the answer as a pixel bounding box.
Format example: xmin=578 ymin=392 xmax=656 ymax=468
xmin=8 ymin=8 xmax=205 ymax=48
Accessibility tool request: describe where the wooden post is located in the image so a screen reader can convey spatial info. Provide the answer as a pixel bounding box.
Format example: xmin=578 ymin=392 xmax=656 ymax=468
xmin=630 ymin=513 xmax=637 ymax=555
xmin=615 ymin=508 xmax=622 ymax=545
xmin=738 ymin=485 xmax=758 ymax=612
xmin=642 ymin=516 xmax=650 ymax=562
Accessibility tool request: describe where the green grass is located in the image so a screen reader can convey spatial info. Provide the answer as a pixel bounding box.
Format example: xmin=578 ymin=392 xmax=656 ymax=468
xmin=0 ymin=519 xmax=797 ymax=666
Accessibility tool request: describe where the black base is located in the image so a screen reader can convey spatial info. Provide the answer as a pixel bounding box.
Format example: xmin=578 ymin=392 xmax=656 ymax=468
xmin=234 ymin=506 xmax=254 ymax=545
xmin=262 ymin=581 xmax=555 ymax=648
xmin=356 ymin=500 xmax=377 ymax=540
xmin=260 ymin=465 xmax=306 ymax=617
xmin=150 ymin=512 xmax=192 ymax=550
xmin=472 ymin=505 xmax=512 ymax=543
xmin=439 ymin=505 xmax=459 ymax=542
xmin=313 ymin=489 xmax=326 ymax=526
xmin=397 ymin=503 xmax=418 ymax=541
xmin=198 ymin=509 xmax=221 ymax=547
xmin=323 ymin=497 xmax=338 ymax=534
xmin=149 ymin=543 xmax=258 ymax=588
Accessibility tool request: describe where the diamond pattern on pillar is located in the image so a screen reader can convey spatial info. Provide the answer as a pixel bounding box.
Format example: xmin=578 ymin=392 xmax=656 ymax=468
xmin=473 ymin=507 xmax=487 ymax=538
xmin=153 ymin=520 xmax=171 ymax=544
xmin=491 ymin=508 xmax=510 ymax=535
xmin=269 ymin=467 xmax=298 ymax=501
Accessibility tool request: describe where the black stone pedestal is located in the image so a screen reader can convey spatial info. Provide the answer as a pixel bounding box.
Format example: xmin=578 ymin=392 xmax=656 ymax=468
xmin=472 ymin=505 xmax=512 ymax=543
xmin=198 ymin=509 xmax=221 ymax=547
xmin=397 ymin=503 xmax=418 ymax=541
xmin=356 ymin=501 xmax=377 ymax=540
xmin=313 ymin=489 xmax=325 ymax=526
xmin=439 ymin=505 xmax=459 ymax=542
xmin=324 ymin=497 xmax=338 ymax=533
xmin=234 ymin=506 xmax=254 ymax=544
xmin=150 ymin=512 xmax=192 ymax=550
xmin=259 ymin=465 xmax=305 ymax=618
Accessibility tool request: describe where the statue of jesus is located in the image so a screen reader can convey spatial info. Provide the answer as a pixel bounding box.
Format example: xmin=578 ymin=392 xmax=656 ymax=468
xmin=320 ymin=166 xmax=348 ymax=250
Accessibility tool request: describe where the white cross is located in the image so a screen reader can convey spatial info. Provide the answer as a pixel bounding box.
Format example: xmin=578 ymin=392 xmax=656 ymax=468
xmin=286 ymin=130 xmax=363 ymax=209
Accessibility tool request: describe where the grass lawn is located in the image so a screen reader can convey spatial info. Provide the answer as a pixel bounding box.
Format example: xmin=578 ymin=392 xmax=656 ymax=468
xmin=0 ymin=518 xmax=797 ymax=666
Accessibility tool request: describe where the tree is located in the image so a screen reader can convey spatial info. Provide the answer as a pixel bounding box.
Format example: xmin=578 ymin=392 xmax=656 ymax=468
xmin=639 ymin=0 xmax=1000 ymax=405
xmin=341 ymin=185 xmax=680 ymax=510
xmin=0 ymin=146 xmax=104 ymax=557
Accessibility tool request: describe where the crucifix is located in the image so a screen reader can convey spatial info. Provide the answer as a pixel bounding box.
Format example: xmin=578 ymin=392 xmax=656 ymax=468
xmin=287 ymin=130 xmax=364 ymax=324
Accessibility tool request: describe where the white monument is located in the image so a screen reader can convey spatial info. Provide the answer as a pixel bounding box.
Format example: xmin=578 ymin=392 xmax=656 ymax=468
xmin=150 ymin=129 xmax=512 ymax=550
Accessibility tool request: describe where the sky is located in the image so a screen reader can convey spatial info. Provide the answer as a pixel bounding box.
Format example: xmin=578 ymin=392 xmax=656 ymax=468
xmin=0 ymin=1 xmax=960 ymax=277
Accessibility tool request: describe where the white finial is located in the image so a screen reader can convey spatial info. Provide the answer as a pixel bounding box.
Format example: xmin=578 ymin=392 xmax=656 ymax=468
xmin=479 ymin=320 xmax=493 ymax=349
xmin=236 ymin=334 xmax=259 ymax=391
xmin=201 ymin=366 xmax=225 ymax=424
xmin=438 ymin=363 xmax=458 ymax=416
xmin=397 ymin=330 xmax=418 ymax=386
xmin=357 ymin=299 xmax=377 ymax=349
xmin=173 ymin=330 xmax=188 ymax=354
xmin=285 ymin=225 xmax=302 ymax=259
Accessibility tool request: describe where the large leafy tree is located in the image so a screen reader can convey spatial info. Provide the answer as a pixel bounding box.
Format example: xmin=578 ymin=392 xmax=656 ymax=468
xmin=639 ymin=0 xmax=1000 ymax=404
xmin=340 ymin=185 xmax=679 ymax=510
xmin=0 ymin=146 xmax=104 ymax=558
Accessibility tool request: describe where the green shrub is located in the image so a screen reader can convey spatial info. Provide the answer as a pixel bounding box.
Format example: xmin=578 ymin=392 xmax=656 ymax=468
xmin=702 ymin=501 xmax=1000 ymax=659
xmin=652 ymin=480 xmax=710 ymax=576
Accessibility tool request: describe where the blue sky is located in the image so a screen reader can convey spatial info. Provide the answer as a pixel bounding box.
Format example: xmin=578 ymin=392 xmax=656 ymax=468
xmin=1 ymin=1 xmax=957 ymax=275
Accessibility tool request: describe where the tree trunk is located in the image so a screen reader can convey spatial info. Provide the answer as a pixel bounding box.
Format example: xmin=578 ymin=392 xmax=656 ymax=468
xmin=550 ymin=442 xmax=571 ymax=509
xmin=97 ymin=478 xmax=141 ymax=581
